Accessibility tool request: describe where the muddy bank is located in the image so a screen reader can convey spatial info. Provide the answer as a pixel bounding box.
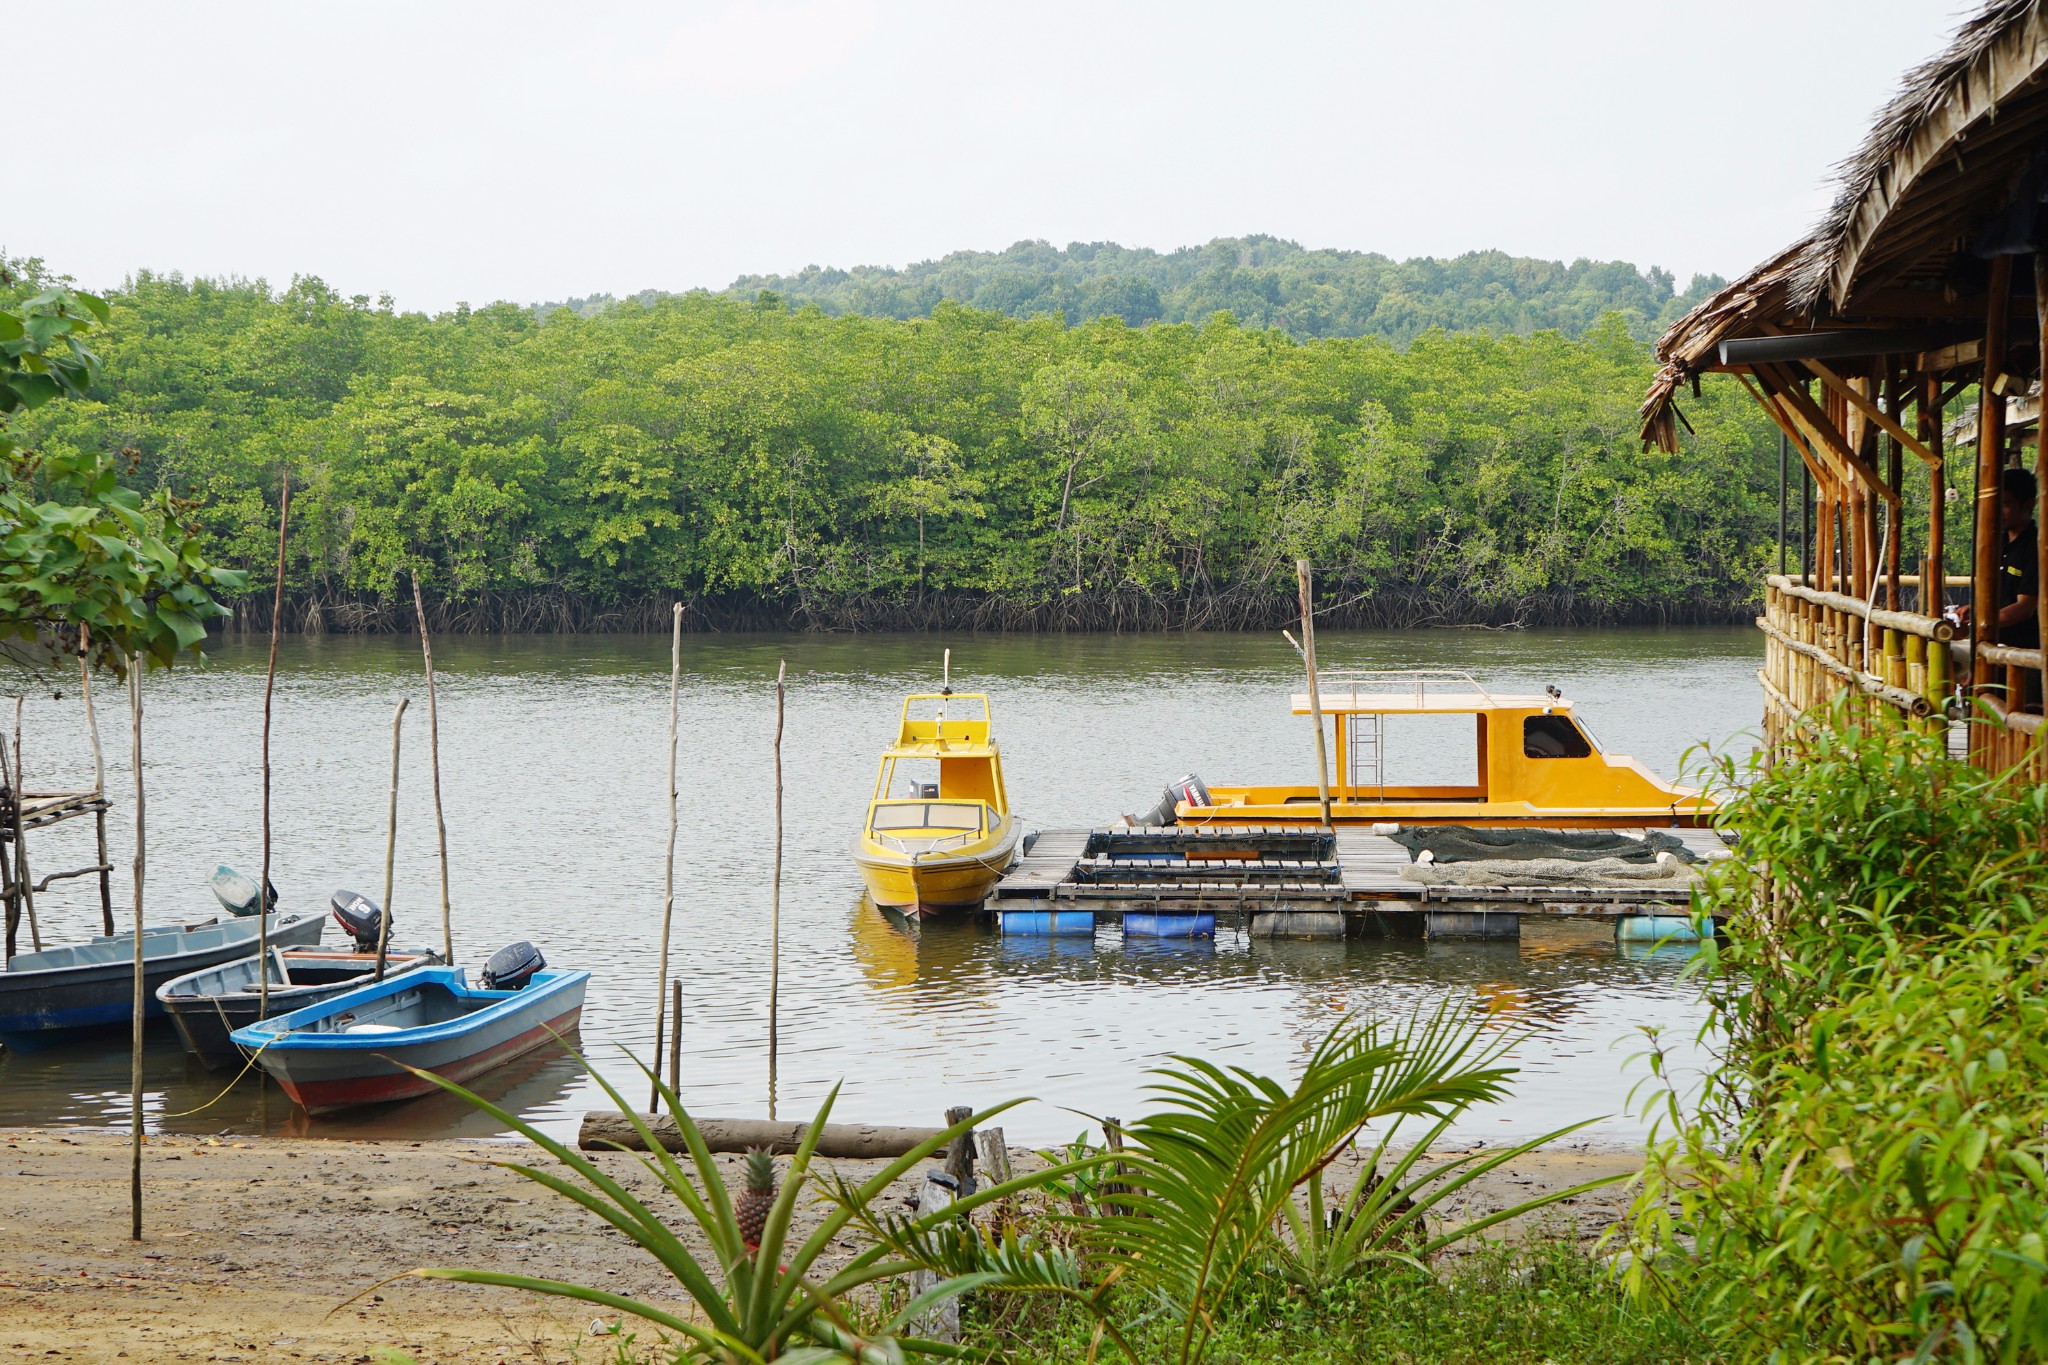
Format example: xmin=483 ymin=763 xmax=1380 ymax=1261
xmin=0 ymin=1129 xmax=1642 ymax=1364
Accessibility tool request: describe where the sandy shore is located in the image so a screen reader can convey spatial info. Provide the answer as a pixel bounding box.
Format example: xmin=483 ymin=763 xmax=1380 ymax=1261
xmin=0 ymin=1129 xmax=1642 ymax=1364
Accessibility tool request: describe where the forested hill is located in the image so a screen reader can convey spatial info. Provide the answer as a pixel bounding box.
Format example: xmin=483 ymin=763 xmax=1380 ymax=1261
xmin=5 ymin=258 xmax=1779 ymax=634
xmin=547 ymin=237 xmax=1727 ymax=345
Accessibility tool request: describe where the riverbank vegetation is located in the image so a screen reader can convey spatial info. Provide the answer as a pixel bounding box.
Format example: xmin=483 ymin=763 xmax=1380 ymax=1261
xmin=1626 ymin=710 xmax=2048 ymax=1362
xmin=3 ymin=255 xmax=1778 ymax=633
xmin=403 ymin=1009 xmax=1713 ymax=1363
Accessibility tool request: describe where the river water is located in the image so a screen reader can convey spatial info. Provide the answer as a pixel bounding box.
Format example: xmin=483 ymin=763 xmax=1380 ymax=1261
xmin=0 ymin=626 xmax=1760 ymax=1146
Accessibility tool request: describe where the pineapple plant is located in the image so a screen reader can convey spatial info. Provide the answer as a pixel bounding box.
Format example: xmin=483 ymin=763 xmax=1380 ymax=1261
xmin=733 ymin=1147 xmax=778 ymax=1251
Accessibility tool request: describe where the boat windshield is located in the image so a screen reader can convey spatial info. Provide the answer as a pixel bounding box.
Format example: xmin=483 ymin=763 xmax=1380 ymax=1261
xmin=871 ymin=801 xmax=984 ymax=834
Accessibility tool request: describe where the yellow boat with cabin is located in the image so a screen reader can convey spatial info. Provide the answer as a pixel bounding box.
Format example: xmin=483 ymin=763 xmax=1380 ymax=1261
xmin=852 ymin=687 xmax=1021 ymax=915
xmin=1166 ymin=670 xmax=1714 ymax=829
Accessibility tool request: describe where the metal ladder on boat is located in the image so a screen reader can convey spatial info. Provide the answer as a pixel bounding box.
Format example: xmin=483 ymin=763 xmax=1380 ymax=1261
xmin=1348 ymin=711 xmax=1385 ymax=800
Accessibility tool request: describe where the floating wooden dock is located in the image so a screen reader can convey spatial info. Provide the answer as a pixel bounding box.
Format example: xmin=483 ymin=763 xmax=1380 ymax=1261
xmin=987 ymin=825 xmax=1732 ymax=939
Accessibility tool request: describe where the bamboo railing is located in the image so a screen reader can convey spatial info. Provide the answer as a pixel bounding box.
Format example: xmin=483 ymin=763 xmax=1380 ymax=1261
xmin=1760 ymin=574 xmax=2042 ymax=773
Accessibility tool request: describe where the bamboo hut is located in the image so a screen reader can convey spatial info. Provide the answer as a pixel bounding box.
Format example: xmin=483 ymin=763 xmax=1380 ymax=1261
xmin=1640 ymin=0 xmax=2048 ymax=768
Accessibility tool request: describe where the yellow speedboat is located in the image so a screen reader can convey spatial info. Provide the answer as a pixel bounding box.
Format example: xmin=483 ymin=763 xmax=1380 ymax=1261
xmin=1163 ymin=670 xmax=1714 ymax=829
xmin=852 ymin=685 xmax=1021 ymax=916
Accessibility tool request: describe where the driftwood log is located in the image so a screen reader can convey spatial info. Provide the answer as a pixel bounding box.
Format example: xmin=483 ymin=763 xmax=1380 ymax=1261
xmin=579 ymin=1113 xmax=944 ymax=1157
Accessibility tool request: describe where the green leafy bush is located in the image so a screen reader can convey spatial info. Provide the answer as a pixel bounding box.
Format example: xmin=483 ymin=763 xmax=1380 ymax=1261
xmin=1629 ymin=712 xmax=2048 ymax=1362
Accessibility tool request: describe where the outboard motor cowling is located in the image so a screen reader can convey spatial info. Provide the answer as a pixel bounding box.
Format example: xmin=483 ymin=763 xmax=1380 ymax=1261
xmin=330 ymin=890 xmax=387 ymax=953
xmin=480 ymin=940 xmax=545 ymax=991
xmin=1134 ymin=772 xmax=1211 ymax=828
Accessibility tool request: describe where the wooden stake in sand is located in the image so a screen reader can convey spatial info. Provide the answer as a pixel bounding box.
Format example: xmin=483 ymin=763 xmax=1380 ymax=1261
xmin=411 ymin=572 xmax=452 ymax=965
xmin=374 ymin=698 xmax=409 ymax=982
xmin=258 ymin=473 xmax=290 ymax=1019
xmin=1295 ymin=559 xmax=1333 ymax=827
xmin=768 ymin=659 xmax=785 ymax=1123
xmin=129 ymin=656 xmax=146 ymax=1241
xmin=78 ymin=626 xmax=113 ymax=937
xmin=649 ymin=602 xmax=683 ymax=1111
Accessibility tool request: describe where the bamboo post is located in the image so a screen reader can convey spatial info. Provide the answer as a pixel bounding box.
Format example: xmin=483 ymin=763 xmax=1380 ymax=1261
xmin=258 ymin=474 xmax=290 ymax=1019
xmin=768 ymin=659 xmax=785 ymax=1122
xmin=2035 ymin=254 xmax=2048 ymax=705
xmin=374 ymin=698 xmax=408 ymax=981
xmin=1294 ymin=560 xmax=1333 ymax=827
xmin=411 ymin=572 xmax=452 ymax=965
xmin=11 ymin=699 xmax=39 ymax=953
xmin=650 ymin=602 xmax=683 ymax=1111
xmin=1974 ymin=255 xmax=2013 ymax=696
xmin=79 ymin=626 xmax=112 ymax=937
xmin=1923 ymin=371 xmax=1945 ymax=613
xmin=128 ymin=656 xmax=145 ymax=1241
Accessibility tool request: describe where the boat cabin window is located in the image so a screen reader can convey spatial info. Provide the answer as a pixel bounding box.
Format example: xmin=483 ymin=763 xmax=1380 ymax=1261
xmin=1523 ymin=715 xmax=1592 ymax=759
xmin=870 ymin=802 xmax=984 ymax=833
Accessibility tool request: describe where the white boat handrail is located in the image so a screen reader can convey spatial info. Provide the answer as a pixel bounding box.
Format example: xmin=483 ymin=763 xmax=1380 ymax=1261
xmin=1310 ymin=669 xmax=1495 ymax=706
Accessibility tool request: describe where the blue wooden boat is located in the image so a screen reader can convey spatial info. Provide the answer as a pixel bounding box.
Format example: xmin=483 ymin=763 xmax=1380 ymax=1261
xmin=0 ymin=913 xmax=324 ymax=1051
xmin=231 ymin=959 xmax=587 ymax=1116
xmin=156 ymin=944 xmax=442 ymax=1071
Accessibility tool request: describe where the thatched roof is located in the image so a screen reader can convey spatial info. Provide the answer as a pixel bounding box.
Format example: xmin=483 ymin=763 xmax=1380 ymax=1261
xmin=1642 ymin=0 xmax=2048 ymax=450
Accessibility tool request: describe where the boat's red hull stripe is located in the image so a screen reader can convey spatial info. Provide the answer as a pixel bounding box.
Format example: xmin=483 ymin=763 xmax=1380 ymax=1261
xmin=274 ymin=1007 xmax=583 ymax=1114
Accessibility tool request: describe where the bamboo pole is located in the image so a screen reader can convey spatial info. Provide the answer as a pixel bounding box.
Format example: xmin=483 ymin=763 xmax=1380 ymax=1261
xmin=411 ymin=572 xmax=452 ymax=965
xmin=374 ymin=698 xmax=408 ymax=982
xmin=1294 ymin=560 xmax=1333 ymax=827
xmin=650 ymin=603 xmax=683 ymax=1111
xmin=1923 ymin=371 xmax=1945 ymax=611
xmin=768 ymin=659 xmax=785 ymax=1123
xmin=1974 ymin=254 xmax=2013 ymax=694
xmin=12 ymin=699 xmax=39 ymax=952
xmin=79 ymin=625 xmax=112 ymax=937
xmin=128 ymin=656 xmax=145 ymax=1241
xmin=259 ymin=474 xmax=290 ymax=1020
xmin=2035 ymin=254 xmax=2048 ymax=699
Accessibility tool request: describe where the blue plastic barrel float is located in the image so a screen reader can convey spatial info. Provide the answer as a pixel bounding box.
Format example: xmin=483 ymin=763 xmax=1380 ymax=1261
xmin=1121 ymin=911 xmax=1217 ymax=939
xmin=1614 ymin=915 xmax=1713 ymax=944
xmin=998 ymin=908 xmax=1096 ymax=936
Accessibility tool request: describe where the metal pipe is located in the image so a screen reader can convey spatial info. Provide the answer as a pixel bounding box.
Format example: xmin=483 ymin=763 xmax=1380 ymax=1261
xmin=1718 ymin=326 xmax=1975 ymax=367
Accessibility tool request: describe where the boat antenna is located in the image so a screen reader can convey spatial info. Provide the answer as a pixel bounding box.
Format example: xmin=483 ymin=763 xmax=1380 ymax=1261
xmin=942 ymin=648 xmax=952 ymax=697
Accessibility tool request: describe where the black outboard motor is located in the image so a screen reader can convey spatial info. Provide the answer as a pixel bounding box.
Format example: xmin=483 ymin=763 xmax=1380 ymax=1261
xmin=480 ymin=940 xmax=545 ymax=991
xmin=1135 ymin=773 xmax=1211 ymax=828
xmin=330 ymin=890 xmax=388 ymax=953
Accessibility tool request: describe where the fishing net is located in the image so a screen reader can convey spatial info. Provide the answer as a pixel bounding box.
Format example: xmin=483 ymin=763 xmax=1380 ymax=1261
xmin=1401 ymin=855 xmax=1697 ymax=887
xmin=1386 ymin=824 xmax=1699 ymax=865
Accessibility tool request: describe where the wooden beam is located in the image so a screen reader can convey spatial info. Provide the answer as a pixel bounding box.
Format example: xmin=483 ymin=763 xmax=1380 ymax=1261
xmin=1801 ymin=357 xmax=1941 ymax=466
xmin=1736 ymin=374 xmax=1833 ymax=486
xmin=1755 ymin=364 xmax=1902 ymax=505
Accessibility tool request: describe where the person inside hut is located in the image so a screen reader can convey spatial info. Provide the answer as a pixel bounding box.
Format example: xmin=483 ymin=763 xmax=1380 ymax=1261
xmin=1958 ymin=465 xmax=2040 ymax=707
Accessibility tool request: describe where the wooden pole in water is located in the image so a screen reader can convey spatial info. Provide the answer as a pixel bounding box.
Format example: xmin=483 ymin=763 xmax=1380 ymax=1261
xmin=411 ymin=572 xmax=452 ymax=965
xmin=374 ymin=698 xmax=408 ymax=982
xmin=129 ymin=655 xmax=145 ymax=1241
xmin=0 ymin=712 xmax=24 ymax=957
xmin=259 ymin=473 xmax=290 ymax=1020
xmin=1295 ymin=559 xmax=1333 ymax=827
xmin=668 ymin=977 xmax=682 ymax=1099
xmin=650 ymin=603 xmax=683 ymax=1110
xmin=11 ymin=699 xmax=39 ymax=952
xmin=768 ymin=659 xmax=785 ymax=1123
xmin=79 ymin=625 xmax=113 ymax=937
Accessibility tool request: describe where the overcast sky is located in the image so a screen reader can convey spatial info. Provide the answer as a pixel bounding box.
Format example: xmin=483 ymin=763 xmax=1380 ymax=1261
xmin=14 ymin=1 xmax=1968 ymax=313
